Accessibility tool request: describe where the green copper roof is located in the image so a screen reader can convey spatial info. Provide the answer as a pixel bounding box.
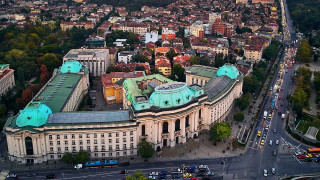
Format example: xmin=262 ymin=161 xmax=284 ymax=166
xmin=149 ymin=82 xmax=201 ymax=108
xmin=0 ymin=64 xmax=8 ymax=70
xmin=185 ymin=65 xmax=218 ymax=78
xmin=16 ymin=102 xmax=52 ymax=127
xmin=60 ymin=60 xmax=82 ymax=73
xmin=217 ymin=64 xmax=239 ymax=79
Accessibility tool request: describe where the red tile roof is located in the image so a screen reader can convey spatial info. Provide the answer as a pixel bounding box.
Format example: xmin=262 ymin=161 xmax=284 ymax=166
xmin=101 ymin=71 xmax=145 ymax=87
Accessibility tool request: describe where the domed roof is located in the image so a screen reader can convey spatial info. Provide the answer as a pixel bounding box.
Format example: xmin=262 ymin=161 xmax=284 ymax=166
xmin=149 ymin=82 xmax=195 ymax=108
xmin=217 ymin=64 xmax=239 ymax=79
xmin=16 ymin=102 xmax=52 ymax=127
xmin=60 ymin=60 xmax=82 ymax=73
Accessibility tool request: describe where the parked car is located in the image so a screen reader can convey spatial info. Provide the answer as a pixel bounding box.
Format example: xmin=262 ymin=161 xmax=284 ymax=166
xmin=262 ymin=133 xmax=267 ymax=140
xmin=315 ymin=157 xmax=320 ymax=162
xmin=306 ymin=154 xmax=312 ymax=158
xmin=45 ymin=174 xmax=56 ymax=179
xmin=149 ymin=172 xmax=159 ymax=176
xmin=276 ymin=140 xmax=279 ymax=145
xmin=120 ymin=161 xmax=130 ymax=166
xmin=273 ymin=129 xmax=276 ymax=133
xmin=159 ymin=174 xmax=167 ymax=179
xmin=183 ymin=173 xmax=192 ymax=178
xmin=191 ymin=178 xmax=198 ymax=180
xmin=171 ymin=173 xmax=180 ymax=179
xmin=269 ymin=140 xmax=273 ymax=146
xmin=271 ymin=168 xmax=276 ymax=174
xmin=160 ymin=171 xmax=169 ymax=175
xmin=304 ymin=158 xmax=312 ymax=162
xmin=260 ymin=140 xmax=265 ymax=146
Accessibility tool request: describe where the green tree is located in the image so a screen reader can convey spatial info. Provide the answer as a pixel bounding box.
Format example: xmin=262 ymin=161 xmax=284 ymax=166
xmin=233 ymin=111 xmax=245 ymax=121
xmin=190 ymin=55 xmax=200 ymax=65
xmin=214 ymin=53 xmax=224 ymax=67
xmin=61 ymin=153 xmax=74 ymax=164
xmin=132 ymin=54 xmax=149 ymax=63
xmin=243 ymin=76 xmax=259 ymax=94
xmin=296 ymin=40 xmax=312 ymax=63
xmin=235 ymin=94 xmax=251 ymax=111
xmin=74 ymin=151 xmax=89 ymax=163
xmin=171 ymin=64 xmax=185 ymax=82
xmin=125 ymin=171 xmax=150 ymax=180
xmin=79 ymin=16 xmax=87 ymax=22
xmin=166 ymin=49 xmax=178 ymax=62
xmin=38 ymin=53 xmax=60 ymax=72
xmin=209 ymin=122 xmax=232 ymax=142
xmin=0 ymin=104 xmax=7 ymax=118
xmin=138 ymin=140 xmax=154 ymax=159
xmin=0 ymin=118 xmax=5 ymax=131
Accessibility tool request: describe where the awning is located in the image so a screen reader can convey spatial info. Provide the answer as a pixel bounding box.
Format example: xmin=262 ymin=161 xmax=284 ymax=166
xmin=106 ymin=96 xmax=116 ymax=101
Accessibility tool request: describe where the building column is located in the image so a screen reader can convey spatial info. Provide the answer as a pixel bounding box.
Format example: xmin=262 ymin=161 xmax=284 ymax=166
xmin=170 ymin=120 xmax=175 ymax=147
xmin=153 ymin=121 xmax=158 ymax=146
xmin=33 ymin=137 xmax=38 ymax=155
xmin=17 ymin=139 xmax=21 ymax=156
xmin=19 ymin=138 xmax=25 ymax=156
xmin=181 ymin=117 xmax=186 ymax=143
xmin=190 ymin=112 xmax=195 ymax=133
xmin=194 ymin=111 xmax=199 ymax=132
xmin=158 ymin=121 xmax=162 ymax=145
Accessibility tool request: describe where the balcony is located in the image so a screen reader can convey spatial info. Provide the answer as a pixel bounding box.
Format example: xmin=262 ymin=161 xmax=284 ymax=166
xmin=161 ymin=132 xmax=169 ymax=139
xmin=139 ymin=135 xmax=148 ymax=140
xmin=174 ymin=130 xmax=181 ymax=136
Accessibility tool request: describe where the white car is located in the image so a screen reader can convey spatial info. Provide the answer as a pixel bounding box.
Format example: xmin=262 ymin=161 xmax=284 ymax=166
xmin=272 ymin=168 xmax=276 ymax=174
xmin=276 ymin=140 xmax=279 ymax=145
xmin=264 ymin=169 xmax=268 ymax=177
xmin=149 ymin=172 xmax=159 ymax=176
xmin=269 ymin=140 xmax=273 ymax=146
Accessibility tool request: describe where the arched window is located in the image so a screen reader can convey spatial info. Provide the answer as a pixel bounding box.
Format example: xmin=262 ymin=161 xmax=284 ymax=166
xmin=25 ymin=137 xmax=33 ymax=155
xmin=142 ymin=125 xmax=146 ymax=136
xmin=163 ymin=122 xmax=168 ymax=133
xmin=175 ymin=119 xmax=180 ymax=131
xmin=185 ymin=115 xmax=190 ymax=127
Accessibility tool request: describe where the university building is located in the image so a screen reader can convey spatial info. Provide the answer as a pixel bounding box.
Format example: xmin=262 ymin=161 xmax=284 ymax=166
xmin=4 ymin=62 xmax=242 ymax=164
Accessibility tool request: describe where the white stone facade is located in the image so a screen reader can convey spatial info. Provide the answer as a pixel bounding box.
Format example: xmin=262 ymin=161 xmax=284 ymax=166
xmin=0 ymin=64 xmax=15 ymax=96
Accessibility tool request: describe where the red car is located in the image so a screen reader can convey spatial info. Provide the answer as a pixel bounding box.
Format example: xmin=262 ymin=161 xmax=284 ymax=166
xmin=297 ymin=155 xmax=306 ymax=159
xmin=278 ymin=97 xmax=281 ymax=100
xmin=191 ymin=178 xmax=199 ymax=180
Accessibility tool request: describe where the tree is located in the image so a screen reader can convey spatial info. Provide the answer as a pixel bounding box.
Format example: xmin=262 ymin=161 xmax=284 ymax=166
xmin=61 ymin=152 xmax=74 ymax=164
xmin=0 ymin=118 xmax=5 ymax=131
xmin=38 ymin=53 xmax=60 ymax=72
xmin=214 ymin=53 xmax=224 ymax=67
xmin=233 ymin=111 xmax=245 ymax=121
xmin=125 ymin=171 xmax=150 ymax=180
xmin=209 ymin=122 xmax=232 ymax=142
xmin=0 ymin=104 xmax=7 ymax=118
xmin=74 ymin=151 xmax=89 ymax=163
xmin=243 ymin=76 xmax=259 ymax=94
xmin=40 ymin=65 xmax=50 ymax=84
xmin=190 ymin=55 xmax=200 ymax=65
xmin=16 ymin=88 xmax=33 ymax=107
xmin=235 ymin=94 xmax=251 ymax=111
xmin=17 ymin=67 xmax=25 ymax=83
xmin=296 ymin=40 xmax=312 ymax=63
xmin=171 ymin=64 xmax=185 ymax=82
xmin=166 ymin=49 xmax=178 ymax=62
xmin=132 ymin=54 xmax=148 ymax=63
xmin=138 ymin=140 xmax=154 ymax=159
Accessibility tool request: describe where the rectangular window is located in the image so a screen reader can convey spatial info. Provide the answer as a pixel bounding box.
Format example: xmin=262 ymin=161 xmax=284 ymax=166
xmin=86 ymin=134 xmax=90 ymax=138
xmin=72 ymin=140 xmax=75 ymax=145
xmin=87 ymin=146 xmax=90 ymax=151
xmin=65 ymin=147 xmax=68 ymax=151
xmin=49 ymin=135 xmax=52 ymax=140
xmin=102 ymin=145 xmax=105 ymax=150
xmin=116 ymin=132 xmax=119 ymax=137
xmin=109 ymin=139 xmax=112 ymax=143
xmin=94 ymin=139 xmax=97 ymax=144
xmin=101 ymin=133 xmax=104 ymax=138
xmin=123 ymin=144 xmax=127 ymax=149
xmin=130 ymin=143 xmax=134 ymax=148
xmin=102 ymin=153 xmax=105 ymax=157
xmin=94 ymin=153 xmax=98 ymax=157
xmin=87 ymin=140 xmax=90 ymax=144
xmin=130 ymin=131 xmax=133 ymax=135
xmin=109 ymin=145 xmax=112 ymax=150
xmin=49 ymin=141 xmax=53 ymax=146
xmin=94 ymin=133 xmax=97 ymax=138
xmin=108 ymin=133 xmax=112 ymax=137
xmin=65 ymin=141 xmax=68 ymax=145
xmin=72 ymin=134 xmax=75 ymax=139
xmin=57 ymin=135 xmax=60 ymax=139
xmin=80 ymin=146 xmax=83 ymax=151
xmin=101 ymin=139 xmax=105 ymax=144
xmin=116 ymin=152 xmax=120 ymax=156
xmin=116 ymin=138 xmax=119 ymax=143
xmin=123 ymin=138 xmax=126 ymax=143
xmin=72 ymin=147 xmax=76 ymax=151
xmin=94 ymin=146 xmax=98 ymax=151
xmin=50 ymin=155 xmax=54 ymax=159
xmin=64 ymin=134 xmax=67 ymax=139
xmin=123 ymin=132 xmax=126 ymax=136
xmin=130 ymin=137 xmax=133 ymax=142
xmin=79 ymin=140 xmax=83 ymax=145
xmin=79 ymin=134 xmax=82 ymax=138
xmin=116 ymin=145 xmax=119 ymax=150
xmin=109 ymin=152 xmax=112 ymax=156
xmin=57 ymin=147 xmax=61 ymax=152
xmin=58 ymin=155 xmax=62 ymax=159
xmin=57 ymin=141 xmax=60 ymax=145
xmin=50 ymin=147 xmax=53 ymax=152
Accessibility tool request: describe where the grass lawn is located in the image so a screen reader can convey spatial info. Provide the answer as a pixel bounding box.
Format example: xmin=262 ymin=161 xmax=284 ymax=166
xmin=296 ymin=118 xmax=320 ymax=141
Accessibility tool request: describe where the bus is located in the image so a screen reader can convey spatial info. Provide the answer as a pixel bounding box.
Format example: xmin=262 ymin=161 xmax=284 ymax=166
xmin=84 ymin=160 xmax=118 ymax=168
xmin=307 ymin=148 xmax=320 ymax=155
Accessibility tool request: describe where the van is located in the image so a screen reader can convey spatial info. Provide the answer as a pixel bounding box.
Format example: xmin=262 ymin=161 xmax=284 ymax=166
xmin=263 ymin=111 xmax=268 ymax=119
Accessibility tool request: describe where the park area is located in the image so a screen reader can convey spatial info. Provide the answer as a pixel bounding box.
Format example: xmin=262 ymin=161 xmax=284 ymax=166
xmin=296 ymin=115 xmax=320 ymax=141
